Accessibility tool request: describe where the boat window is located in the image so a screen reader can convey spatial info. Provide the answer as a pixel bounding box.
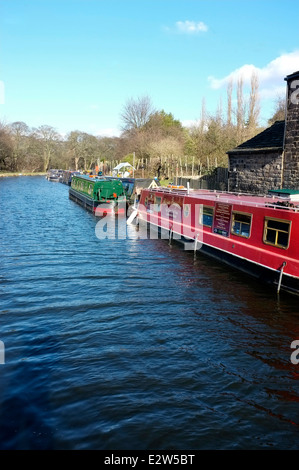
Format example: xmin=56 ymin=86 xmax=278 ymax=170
xmin=199 ymin=206 xmax=214 ymax=227
xmin=154 ymin=196 xmax=162 ymax=212
xmin=263 ymin=218 xmax=291 ymax=249
xmin=123 ymin=182 xmax=134 ymax=196
xmin=231 ymin=212 xmax=252 ymax=238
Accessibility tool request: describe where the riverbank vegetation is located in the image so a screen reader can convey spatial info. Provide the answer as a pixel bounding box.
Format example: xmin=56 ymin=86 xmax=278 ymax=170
xmin=0 ymin=74 xmax=284 ymax=179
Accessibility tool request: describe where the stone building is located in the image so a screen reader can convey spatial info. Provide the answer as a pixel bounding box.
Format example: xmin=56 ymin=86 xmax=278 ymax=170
xmin=227 ymin=71 xmax=299 ymax=193
xmin=283 ymin=70 xmax=299 ymax=188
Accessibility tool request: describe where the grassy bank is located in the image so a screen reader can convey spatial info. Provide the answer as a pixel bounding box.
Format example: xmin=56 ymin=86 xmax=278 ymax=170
xmin=0 ymin=172 xmax=46 ymax=177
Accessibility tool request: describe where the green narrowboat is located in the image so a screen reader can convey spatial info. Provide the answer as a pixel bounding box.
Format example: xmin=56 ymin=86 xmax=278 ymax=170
xmin=69 ymin=174 xmax=125 ymax=214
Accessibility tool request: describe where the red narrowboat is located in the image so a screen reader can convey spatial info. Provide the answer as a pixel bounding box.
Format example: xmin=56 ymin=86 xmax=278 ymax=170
xmin=136 ymin=186 xmax=299 ymax=296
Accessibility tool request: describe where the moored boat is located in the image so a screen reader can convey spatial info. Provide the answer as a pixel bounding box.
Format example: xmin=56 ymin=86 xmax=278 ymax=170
xmin=46 ymin=169 xmax=63 ymax=182
xmin=118 ymin=177 xmax=160 ymax=205
xmin=61 ymin=170 xmax=81 ymax=185
xmin=69 ymin=174 xmax=125 ymax=215
xmin=136 ymin=186 xmax=299 ymax=296
xmin=106 ymin=176 xmax=160 ymax=214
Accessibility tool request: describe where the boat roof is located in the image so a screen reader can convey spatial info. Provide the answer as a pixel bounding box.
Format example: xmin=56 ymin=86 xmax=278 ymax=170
xmin=149 ymin=186 xmax=299 ymax=212
xmin=268 ymin=189 xmax=299 ymax=196
xmin=74 ymin=174 xmax=119 ymax=182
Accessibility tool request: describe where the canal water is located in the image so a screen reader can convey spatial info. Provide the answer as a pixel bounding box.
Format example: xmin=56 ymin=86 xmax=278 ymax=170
xmin=0 ymin=176 xmax=299 ymax=450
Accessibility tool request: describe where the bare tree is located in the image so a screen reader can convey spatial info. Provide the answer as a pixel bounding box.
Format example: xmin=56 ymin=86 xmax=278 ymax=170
xmin=236 ymin=76 xmax=244 ymax=136
xmin=247 ymin=71 xmax=260 ymax=134
xmin=148 ymin=136 xmax=183 ymax=160
xmin=200 ymin=97 xmax=207 ymax=132
xmin=0 ymin=122 xmax=13 ymax=170
xmin=66 ymin=131 xmax=100 ymax=170
xmin=216 ymin=96 xmax=223 ymax=125
xmin=268 ymin=95 xmax=286 ymax=125
xmin=80 ymin=133 xmax=99 ymax=170
xmin=32 ymin=125 xmax=61 ymax=172
xmin=120 ymin=95 xmax=155 ymax=131
xmin=66 ymin=131 xmax=85 ymax=171
xmin=226 ymin=78 xmax=233 ymax=127
xmin=9 ymin=121 xmax=31 ymax=171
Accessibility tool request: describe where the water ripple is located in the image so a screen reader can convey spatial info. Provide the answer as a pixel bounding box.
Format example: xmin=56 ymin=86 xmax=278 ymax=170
xmin=1 ymin=176 xmax=299 ymax=449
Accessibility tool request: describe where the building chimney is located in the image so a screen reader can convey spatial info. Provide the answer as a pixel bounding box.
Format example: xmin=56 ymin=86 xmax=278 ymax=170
xmin=283 ymin=71 xmax=299 ymax=188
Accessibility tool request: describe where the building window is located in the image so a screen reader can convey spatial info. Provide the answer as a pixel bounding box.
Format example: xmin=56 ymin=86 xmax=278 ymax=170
xmin=199 ymin=206 xmax=214 ymax=227
xmin=231 ymin=212 xmax=252 ymax=238
xmin=263 ymin=218 xmax=291 ymax=249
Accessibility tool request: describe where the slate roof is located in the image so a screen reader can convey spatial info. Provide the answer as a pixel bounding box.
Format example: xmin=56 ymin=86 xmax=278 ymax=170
xmin=228 ymin=120 xmax=285 ymax=154
xmin=285 ymin=71 xmax=299 ymax=81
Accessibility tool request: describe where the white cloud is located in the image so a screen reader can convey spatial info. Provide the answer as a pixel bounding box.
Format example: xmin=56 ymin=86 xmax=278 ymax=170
xmin=182 ymin=119 xmax=199 ymax=127
xmin=208 ymin=50 xmax=299 ymax=99
xmin=209 ymin=64 xmax=257 ymax=89
xmin=175 ymin=20 xmax=208 ymax=34
xmin=96 ymin=128 xmax=120 ymax=138
xmin=86 ymin=122 xmax=120 ymax=137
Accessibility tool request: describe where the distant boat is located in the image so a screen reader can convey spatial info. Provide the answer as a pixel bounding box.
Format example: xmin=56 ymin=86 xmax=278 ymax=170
xmin=137 ymin=186 xmax=299 ymax=296
xmin=46 ymin=169 xmax=63 ymax=182
xmin=60 ymin=170 xmax=81 ymax=186
xmin=69 ymin=174 xmax=125 ymax=215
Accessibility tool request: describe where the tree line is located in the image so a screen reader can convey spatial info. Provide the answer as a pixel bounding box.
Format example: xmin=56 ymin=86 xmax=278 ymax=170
xmin=0 ymin=73 xmax=284 ymax=179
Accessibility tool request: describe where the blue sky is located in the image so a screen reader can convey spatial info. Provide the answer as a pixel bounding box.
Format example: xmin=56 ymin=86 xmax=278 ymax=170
xmin=0 ymin=0 xmax=299 ymax=137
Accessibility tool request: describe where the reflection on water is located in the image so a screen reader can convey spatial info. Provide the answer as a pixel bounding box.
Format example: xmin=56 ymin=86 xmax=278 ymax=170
xmin=0 ymin=176 xmax=299 ymax=450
